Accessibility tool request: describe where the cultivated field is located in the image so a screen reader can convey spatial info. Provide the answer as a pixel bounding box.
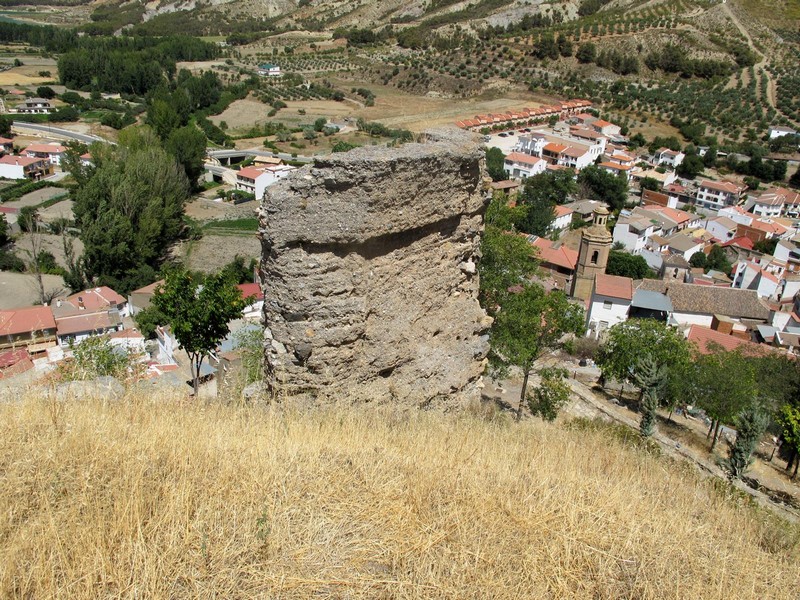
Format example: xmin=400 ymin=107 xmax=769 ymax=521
xmin=179 ymin=233 xmax=261 ymax=273
xmin=0 ymin=392 xmax=797 ymax=598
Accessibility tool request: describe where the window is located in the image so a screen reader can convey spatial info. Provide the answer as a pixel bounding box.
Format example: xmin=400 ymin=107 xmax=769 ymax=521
xmin=590 ymin=250 xmax=599 ymax=264
xmin=603 ymin=300 xmax=612 ymax=309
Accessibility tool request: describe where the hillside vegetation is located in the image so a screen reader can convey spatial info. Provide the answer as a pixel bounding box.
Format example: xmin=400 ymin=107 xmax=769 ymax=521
xmin=0 ymin=391 xmax=798 ymax=597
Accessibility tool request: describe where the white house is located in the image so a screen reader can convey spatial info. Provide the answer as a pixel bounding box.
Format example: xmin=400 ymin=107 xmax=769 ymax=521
xmin=514 ymin=133 xmax=547 ymax=156
xmin=257 ymin=63 xmax=281 ymax=77
xmin=704 ymin=216 xmax=739 ymax=243
xmin=236 ymin=164 xmax=296 ymax=199
xmin=552 ymin=205 xmax=574 ymax=230
xmin=748 ymin=187 xmax=800 ymax=218
xmin=597 ymin=161 xmax=633 ymax=182
xmin=664 ymin=233 xmax=705 ymax=261
xmin=586 ymin=274 xmax=633 ymax=339
xmin=732 ymin=260 xmax=781 ymax=298
xmin=635 ymin=279 xmax=770 ymax=328
xmin=16 ymin=98 xmax=52 ymax=114
xmin=558 ymin=146 xmax=595 ymax=170
xmin=696 ymin=180 xmax=744 ymax=211
xmin=768 ymin=126 xmax=797 ymax=140
xmin=718 ymin=205 xmax=753 ymax=227
xmin=590 ymin=119 xmax=621 ymax=137
xmin=654 ymin=148 xmax=685 ymax=169
xmin=23 ymin=143 xmax=67 ymax=166
xmin=503 ymin=152 xmax=546 ymax=179
xmin=0 ymin=155 xmax=51 ymax=180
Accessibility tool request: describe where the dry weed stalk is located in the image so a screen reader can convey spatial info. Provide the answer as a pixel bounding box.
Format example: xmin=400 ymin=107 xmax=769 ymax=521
xmin=0 ymin=390 xmax=797 ymax=598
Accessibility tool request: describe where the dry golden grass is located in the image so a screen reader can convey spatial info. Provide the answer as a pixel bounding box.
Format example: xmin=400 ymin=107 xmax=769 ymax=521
xmin=0 ymin=390 xmax=798 ymax=598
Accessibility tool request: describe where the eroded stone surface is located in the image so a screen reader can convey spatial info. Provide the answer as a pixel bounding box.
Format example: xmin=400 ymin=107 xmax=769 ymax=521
xmin=258 ymin=129 xmax=490 ymax=406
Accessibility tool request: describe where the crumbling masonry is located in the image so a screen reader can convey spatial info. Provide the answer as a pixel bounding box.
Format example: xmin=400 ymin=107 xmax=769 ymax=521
xmin=258 ymin=129 xmax=491 ymax=405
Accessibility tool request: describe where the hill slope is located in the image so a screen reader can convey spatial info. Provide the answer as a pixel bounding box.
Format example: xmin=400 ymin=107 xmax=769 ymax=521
xmin=0 ymin=391 xmax=798 ymax=597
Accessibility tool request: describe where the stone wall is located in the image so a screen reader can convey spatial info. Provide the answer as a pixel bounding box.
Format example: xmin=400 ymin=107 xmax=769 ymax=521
xmin=258 ymin=129 xmax=491 ymax=406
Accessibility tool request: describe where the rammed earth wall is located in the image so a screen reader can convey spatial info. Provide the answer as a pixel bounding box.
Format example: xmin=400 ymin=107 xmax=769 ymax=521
xmin=258 ymin=129 xmax=491 ymax=406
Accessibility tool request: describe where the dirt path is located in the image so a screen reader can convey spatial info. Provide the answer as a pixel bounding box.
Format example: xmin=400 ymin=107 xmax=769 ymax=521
xmin=722 ymin=2 xmax=776 ymax=109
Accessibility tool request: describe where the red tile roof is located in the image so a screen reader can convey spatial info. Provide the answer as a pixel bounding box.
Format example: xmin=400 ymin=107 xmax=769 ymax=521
xmin=130 ymin=280 xmax=164 ymax=296
xmin=543 ymin=143 xmax=568 ymax=154
xmin=686 ymin=325 xmax=762 ymax=355
xmin=24 ymin=143 xmax=66 ymax=154
xmin=529 ymin=236 xmax=578 ymax=271
xmin=598 ymin=161 xmax=632 ymax=171
xmin=594 ymin=274 xmax=633 ymax=300
xmin=55 ymin=312 xmax=118 ymax=336
xmin=237 ymin=166 xmax=265 ymax=180
xmin=65 ymin=287 xmax=125 ymax=312
xmin=0 ymin=306 xmax=56 ymax=337
xmin=554 ymin=205 xmax=574 ymax=218
xmin=700 ymin=180 xmax=742 ymax=194
xmin=0 ymin=348 xmax=29 ymax=369
xmin=237 ymin=283 xmax=264 ymax=301
xmin=0 ymin=155 xmax=43 ymax=167
xmin=505 ymin=152 xmax=543 ymax=166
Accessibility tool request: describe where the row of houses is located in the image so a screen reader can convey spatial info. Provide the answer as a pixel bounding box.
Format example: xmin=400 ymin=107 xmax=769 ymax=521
xmin=0 ymin=280 xmax=266 ymax=382
xmin=582 ymin=273 xmax=800 ymax=355
xmin=455 ymin=99 xmax=593 ymax=131
xmin=0 ymin=141 xmax=69 ymax=180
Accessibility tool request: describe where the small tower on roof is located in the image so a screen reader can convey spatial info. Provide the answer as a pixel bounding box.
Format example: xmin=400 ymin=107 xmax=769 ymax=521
xmin=570 ymin=205 xmax=612 ymax=301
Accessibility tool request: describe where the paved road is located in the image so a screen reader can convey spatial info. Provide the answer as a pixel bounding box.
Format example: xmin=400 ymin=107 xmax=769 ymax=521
xmin=208 ymin=148 xmax=314 ymax=164
xmin=12 ymin=122 xmax=111 ymax=145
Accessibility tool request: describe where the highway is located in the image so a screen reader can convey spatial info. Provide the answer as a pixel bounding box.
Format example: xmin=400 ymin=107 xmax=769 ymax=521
xmin=207 ymin=148 xmax=314 ymax=164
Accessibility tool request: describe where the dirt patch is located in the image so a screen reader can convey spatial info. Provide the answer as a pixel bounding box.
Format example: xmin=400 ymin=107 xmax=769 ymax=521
xmin=5 ymin=187 xmax=68 ymax=210
xmin=12 ymin=232 xmax=83 ymax=271
xmin=178 ymin=233 xmax=261 ymax=273
xmin=184 ymin=195 xmax=258 ymax=221
xmin=0 ymin=270 xmax=66 ymax=308
xmin=37 ymin=199 xmax=74 ymax=222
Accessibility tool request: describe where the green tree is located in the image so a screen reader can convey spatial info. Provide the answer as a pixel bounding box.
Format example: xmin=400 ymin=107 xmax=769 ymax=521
xmin=676 ymin=154 xmax=704 ymax=179
xmin=313 ymin=117 xmax=327 ymax=132
xmin=529 ymin=367 xmax=571 ymax=421
xmin=18 ymin=206 xmax=37 ymax=232
xmin=74 ymin=126 xmax=190 ymax=294
xmin=596 ymin=319 xmax=691 ymax=400
xmin=689 ymin=252 xmax=707 ymax=269
xmin=576 ymin=42 xmax=596 ymax=63
xmin=133 ymin=304 xmax=169 ymax=339
xmin=705 ymin=245 xmax=731 ymax=274
xmin=488 ymin=284 xmax=584 ymax=420
xmin=606 ymin=250 xmax=652 ymax=279
xmin=152 ymin=268 xmax=249 ymax=395
xmin=64 ymin=335 xmax=133 ymax=381
xmin=726 ymin=408 xmax=770 ymax=479
xmin=485 ymin=146 xmax=506 ymax=182
xmin=687 ymin=346 xmax=757 ymax=451
xmin=639 ymin=177 xmax=661 ymax=192
xmin=36 ymin=86 xmax=56 ymax=99
xmin=577 ymin=165 xmax=628 ymax=212
xmin=166 ymin=124 xmax=207 ymax=190
xmin=518 ymin=170 xmax=576 ymax=235
xmin=332 ymin=140 xmax=359 ymax=153
xmin=478 ymin=227 xmax=536 ymax=310
xmin=0 ymin=114 xmax=12 ymax=137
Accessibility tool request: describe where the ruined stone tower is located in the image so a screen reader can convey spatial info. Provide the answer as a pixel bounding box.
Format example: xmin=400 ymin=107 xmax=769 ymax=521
xmin=257 ymin=129 xmax=491 ymax=406
xmin=570 ymin=206 xmax=612 ymax=301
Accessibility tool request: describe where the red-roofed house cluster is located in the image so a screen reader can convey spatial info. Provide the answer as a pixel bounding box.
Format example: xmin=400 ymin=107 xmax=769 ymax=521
xmin=455 ymin=99 xmax=592 ymax=131
xmin=0 ymin=139 xmax=69 ymax=181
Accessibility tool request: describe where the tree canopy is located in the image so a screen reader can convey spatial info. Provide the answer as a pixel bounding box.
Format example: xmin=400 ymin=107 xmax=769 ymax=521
xmin=71 ymin=127 xmax=190 ymax=294
xmin=152 ymin=267 xmax=249 ymax=395
xmin=606 ymin=250 xmax=654 ymax=279
xmin=577 ymin=165 xmax=628 ymax=212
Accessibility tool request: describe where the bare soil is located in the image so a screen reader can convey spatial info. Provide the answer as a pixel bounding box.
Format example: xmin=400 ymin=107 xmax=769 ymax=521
xmin=12 ymin=232 xmax=83 ymax=271
xmin=0 ymin=270 xmax=66 ymax=309
xmin=4 ymin=187 xmax=67 ymax=210
xmin=178 ymin=233 xmax=261 ymax=274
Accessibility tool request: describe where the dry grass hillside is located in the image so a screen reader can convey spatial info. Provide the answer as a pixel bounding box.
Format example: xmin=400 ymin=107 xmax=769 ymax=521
xmin=1 ymin=390 xmax=799 ymax=598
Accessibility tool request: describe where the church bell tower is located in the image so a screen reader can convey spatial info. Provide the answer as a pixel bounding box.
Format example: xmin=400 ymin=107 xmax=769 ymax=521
xmin=570 ymin=206 xmax=612 ymax=301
